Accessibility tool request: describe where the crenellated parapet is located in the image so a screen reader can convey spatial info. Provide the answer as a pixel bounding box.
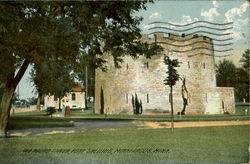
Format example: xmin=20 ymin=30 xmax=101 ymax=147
xmin=141 ymin=32 xmax=213 ymax=43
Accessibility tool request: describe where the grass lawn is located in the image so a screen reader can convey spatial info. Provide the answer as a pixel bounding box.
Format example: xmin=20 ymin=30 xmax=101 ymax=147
xmin=235 ymin=102 xmax=250 ymax=115
xmin=7 ymin=103 xmax=249 ymax=130
xmin=0 ymin=125 xmax=249 ymax=164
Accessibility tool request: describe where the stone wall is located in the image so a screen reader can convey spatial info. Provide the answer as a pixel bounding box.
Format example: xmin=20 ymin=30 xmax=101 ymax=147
xmin=95 ymin=33 xmax=235 ymax=114
xmin=10 ymin=107 xmax=36 ymax=114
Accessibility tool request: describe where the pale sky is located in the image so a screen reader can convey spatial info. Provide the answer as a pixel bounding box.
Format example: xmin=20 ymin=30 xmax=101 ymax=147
xmin=17 ymin=1 xmax=250 ymax=99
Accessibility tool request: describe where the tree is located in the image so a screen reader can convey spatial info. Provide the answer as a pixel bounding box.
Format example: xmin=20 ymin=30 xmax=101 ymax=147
xmin=240 ymin=49 xmax=250 ymax=71
xmin=215 ymin=54 xmax=249 ymax=102
xmin=215 ymin=59 xmax=237 ymax=87
xmin=30 ymin=59 xmax=75 ymax=111
xmin=0 ymin=2 xmax=80 ymax=136
xmin=27 ymin=97 xmax=37 ymax=106
xmin=163 ymin=55 xmax=180 ymax=132
xmin=0 ymin=1 xmax=161 ymax=137
xmin=238 ymin=49 xmax=249 ymax=101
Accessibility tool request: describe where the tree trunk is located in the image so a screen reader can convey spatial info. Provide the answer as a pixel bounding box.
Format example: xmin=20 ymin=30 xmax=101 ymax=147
xmin=36 ymin=92 xmax=42 ymax=112
xmin=58 ymin=97 xmax=61 ymax=110
xmin=0 ymin=60 xmax=29 ymax=137
xmin=170 ymin=85 xmax=174 ymax=132
xmin=0 ymin=87 xmax=15 ymax=137
xmin=85 ymin=65 xmax=88 ymax=110
xmin=181 ymin=78 xmax=188 ymax=115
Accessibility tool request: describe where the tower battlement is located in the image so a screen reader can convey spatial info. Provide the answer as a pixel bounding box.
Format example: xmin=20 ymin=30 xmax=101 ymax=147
xmin=141 ymin=32 xmax=213 ymax=43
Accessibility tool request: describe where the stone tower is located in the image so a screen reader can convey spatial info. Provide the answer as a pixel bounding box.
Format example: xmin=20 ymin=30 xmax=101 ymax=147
xmin=95 ymin=32 xmax=235 ymax=115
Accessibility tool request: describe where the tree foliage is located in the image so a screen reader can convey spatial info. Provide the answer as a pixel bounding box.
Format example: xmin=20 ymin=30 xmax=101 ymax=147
xmin=215 ymin=50 xmax=250 ymax=102
xmin=0 ymin=1 xmax=163 ymax=136
xmin=132 ymin=93 xmax=142 ymax=115
xmin=215 ymin=59 xmax=237 ymax=87
xmin=240 ymin=49 xmax=250 ymax=71
xmin=163 ymin=56 xmax=180 ymax=87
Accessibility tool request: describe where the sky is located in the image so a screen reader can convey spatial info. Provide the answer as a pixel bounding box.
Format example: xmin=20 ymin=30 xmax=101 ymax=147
xmin=17 ymin=0 xmax=249 ymax=99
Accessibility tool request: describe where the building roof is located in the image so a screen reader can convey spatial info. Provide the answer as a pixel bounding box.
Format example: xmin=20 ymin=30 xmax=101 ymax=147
xmin=71 ymin=82 xmax=85 ymax=92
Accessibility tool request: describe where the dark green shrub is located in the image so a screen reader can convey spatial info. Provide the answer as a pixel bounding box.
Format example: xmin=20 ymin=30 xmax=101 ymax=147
xmin=132 ymin=93 xmax=143 ymax=115
xmin=100 ymin=87 xmax=104 ymax=114
xmin=46 ymin=107 xmax=56 ymax=118
xmin=132 ymin=95 xmax=135 ymax=114
xmin=140 ymin=100 xmax=143 ymax=114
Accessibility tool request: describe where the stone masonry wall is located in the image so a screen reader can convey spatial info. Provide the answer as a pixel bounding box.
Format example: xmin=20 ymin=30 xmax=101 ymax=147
xmin=95 ymin=33 xmax=235 ymax=114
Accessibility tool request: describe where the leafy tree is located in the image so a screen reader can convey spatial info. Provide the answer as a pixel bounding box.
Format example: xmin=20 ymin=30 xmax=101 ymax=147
xmin=163 ymin=55 xmax=180 ymax=132
xmin=215 ymin=53 xmax=249 ymax=102
xmin=30 ymin=59 xmax=75 ymax=111
xmin=240 ymin=49 xmax=250 ymax=71
xmin=0 ymin=1 xmax=162 ymax=137
xmin=238 ymin=49 xmax=249 ymax=101
xmin=215 ymin=59 xmax=237 ymax=87
xmin=234 ymin=67 xmax=249 ymax=102
xmin=27 ymin=97 xmax=37 ymax=106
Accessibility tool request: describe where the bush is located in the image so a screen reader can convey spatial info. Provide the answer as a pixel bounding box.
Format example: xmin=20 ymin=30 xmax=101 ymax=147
xmin=132 ymin=93 xmax=143 ymax=115
xmin=100 ymin=87 xmax=104 ymax=114
xmin=46 ymin=107 xmax=56 ymax=118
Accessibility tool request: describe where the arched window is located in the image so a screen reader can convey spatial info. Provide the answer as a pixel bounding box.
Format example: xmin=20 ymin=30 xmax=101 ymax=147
xmin=54 ymin=96 xmax=58 ymax=101
xmin=72 ymin=93 xmax=76 ymax=101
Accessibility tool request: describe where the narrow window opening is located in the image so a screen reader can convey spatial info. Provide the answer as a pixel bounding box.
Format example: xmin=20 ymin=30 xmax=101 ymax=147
xmin=126 ymin=63 xmax=128 ymax=70
xmin=126 ymin=94 xmax=128 ymax=104
xmin=72 ymin=93 xmax=76 ymax=101
xmin=54 ymin=96 xmax=58 ymax=101
xmin=188 ymin=61 xmax=190 ymax=69
xmin=222 ymin=100 xmax=224 ymax=109
xmin=147 ymin=94 xmax=149 ymax=103
xmin=205 ymin=93 xmax=208 ymax=103
xmin=203 ymin=63 xmax=205 ymax=69
xmin=110 ymin=95 xmax=111 ymax=103
xmin=169 ymin=93 xmax=171 ymax=103
xmin=144 ymin=62 xmax=149 ymax=69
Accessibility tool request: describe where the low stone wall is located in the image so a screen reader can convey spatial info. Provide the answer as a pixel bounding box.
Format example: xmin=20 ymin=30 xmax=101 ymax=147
xmin=10 ymin=107 xmax=37 ymax=114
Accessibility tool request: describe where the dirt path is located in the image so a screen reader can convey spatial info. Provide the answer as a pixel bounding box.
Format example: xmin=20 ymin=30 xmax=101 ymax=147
xmin=8 ymin=120 xmax=249 ymax=137
xmin=136 ymin=120 xmax=250 ymax=129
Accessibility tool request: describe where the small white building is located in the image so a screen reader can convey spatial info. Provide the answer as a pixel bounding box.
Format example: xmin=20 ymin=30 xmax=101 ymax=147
xmin=44 ymin=85 xmax=85 ymax=109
